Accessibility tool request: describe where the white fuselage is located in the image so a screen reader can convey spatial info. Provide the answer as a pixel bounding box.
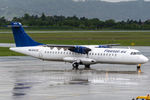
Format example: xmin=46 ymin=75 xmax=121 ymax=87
xmin=10 ymin=46 xmax=149 ymax=65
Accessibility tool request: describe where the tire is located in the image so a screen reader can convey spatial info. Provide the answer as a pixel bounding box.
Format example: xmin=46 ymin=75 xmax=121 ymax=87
xmin=72 ymin=63 xmax=79 ymax=70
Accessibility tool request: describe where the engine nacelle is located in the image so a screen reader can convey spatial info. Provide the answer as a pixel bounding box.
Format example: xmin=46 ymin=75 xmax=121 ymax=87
xmin=68 ymin=46 xmax=91 ymax=54
xmin=63 ymin=57 xmax=96 ymax=65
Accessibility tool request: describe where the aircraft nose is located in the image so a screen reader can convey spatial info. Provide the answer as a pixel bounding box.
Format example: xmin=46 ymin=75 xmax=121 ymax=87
xmin=141 ymin=56 xmax=149 ymax=63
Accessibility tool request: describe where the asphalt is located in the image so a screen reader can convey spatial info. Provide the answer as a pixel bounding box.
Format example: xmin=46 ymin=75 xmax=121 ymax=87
xmin=0 ymin=46 xmax=150 ymax=100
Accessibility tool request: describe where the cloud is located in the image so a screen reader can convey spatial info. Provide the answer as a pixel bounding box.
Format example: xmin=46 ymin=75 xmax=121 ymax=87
xmin=73 ymin=0 xmax=149 ymax=2
xmin=101 ymin=0 xmax=136 ymax=2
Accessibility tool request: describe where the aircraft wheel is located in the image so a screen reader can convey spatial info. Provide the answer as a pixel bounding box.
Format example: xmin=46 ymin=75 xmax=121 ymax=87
xmin=72 ymin=63 xmax=79 ymax=70
xmin=84 ymin=65 xmax=91 ymax=70
xmin=137 ymin=64 xmax=141 ymax=72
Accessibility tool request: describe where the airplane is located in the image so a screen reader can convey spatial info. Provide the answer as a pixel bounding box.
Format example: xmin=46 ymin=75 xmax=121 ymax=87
xmin=9 ymin=22 xmax=149 ymax=70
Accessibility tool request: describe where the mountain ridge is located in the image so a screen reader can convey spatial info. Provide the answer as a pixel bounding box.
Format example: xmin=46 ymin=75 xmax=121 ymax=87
xmin=0 ymin=0 xmax=150 ymax=21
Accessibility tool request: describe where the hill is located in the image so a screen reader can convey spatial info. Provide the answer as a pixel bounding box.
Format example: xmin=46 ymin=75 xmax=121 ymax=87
xmin=0 ymin=0 xmax=150 ymax=20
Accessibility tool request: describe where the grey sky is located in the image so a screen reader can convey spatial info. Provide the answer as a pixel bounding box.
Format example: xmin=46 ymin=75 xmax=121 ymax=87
xmin=73 ymin=0 xmax=150 ymax=2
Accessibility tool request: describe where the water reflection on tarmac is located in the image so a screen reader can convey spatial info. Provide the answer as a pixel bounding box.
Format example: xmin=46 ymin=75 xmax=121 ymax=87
xmin=0 ymin=47 xmax=150 ymax=100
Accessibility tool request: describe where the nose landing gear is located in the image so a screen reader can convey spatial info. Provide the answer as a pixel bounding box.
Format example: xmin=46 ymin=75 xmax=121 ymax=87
xmin=137 ymin=64 xmax=141 ymax=73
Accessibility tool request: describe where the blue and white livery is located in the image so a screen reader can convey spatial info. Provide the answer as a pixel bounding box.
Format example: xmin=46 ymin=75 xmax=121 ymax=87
xmin=9 ymin=22 xmax=149 ymax=70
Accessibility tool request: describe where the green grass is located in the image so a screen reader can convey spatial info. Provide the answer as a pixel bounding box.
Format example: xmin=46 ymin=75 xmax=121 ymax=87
xmin=0 ymin=31 xmax=150 ymax=56
xmin=0 ymin=32 xmax=150 ymax=45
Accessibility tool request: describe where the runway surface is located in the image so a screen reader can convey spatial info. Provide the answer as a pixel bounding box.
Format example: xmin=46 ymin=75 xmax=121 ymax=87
xmin=0 ymin=46 xmax=150 ymax=100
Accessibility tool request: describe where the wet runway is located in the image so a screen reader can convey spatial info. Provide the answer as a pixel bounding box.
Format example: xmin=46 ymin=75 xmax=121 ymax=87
xmin=0 ymin=46 xmax=150 ymax=100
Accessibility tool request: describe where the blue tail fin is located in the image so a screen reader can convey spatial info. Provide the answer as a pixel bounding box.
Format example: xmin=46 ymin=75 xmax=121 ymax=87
xmin=11 ymin=22 xmax=43 ymax=47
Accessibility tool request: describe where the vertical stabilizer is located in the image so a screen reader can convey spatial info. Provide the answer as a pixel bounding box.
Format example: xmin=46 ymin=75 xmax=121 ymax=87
xmin=11 ymin=22 xmax=43 ymax=47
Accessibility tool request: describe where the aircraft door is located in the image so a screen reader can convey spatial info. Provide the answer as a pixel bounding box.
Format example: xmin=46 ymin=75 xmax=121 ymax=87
xmin=38 ymin=48 xmax=43 ymax=58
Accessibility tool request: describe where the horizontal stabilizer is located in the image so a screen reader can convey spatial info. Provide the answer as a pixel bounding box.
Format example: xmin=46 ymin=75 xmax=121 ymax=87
xmin=3 ymin=24 xmax=28 ymax=28
xmin=0 ymin=43 xmax=15 ymax=47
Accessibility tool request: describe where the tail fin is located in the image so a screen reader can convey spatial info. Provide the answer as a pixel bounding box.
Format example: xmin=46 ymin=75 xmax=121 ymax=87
xmin=11 ymin=22 xmax=43 ymax=47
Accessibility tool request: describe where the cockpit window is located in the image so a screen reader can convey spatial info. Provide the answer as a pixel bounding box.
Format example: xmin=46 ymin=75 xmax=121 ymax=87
xmin=130 ymin=52 xmax=141 ymax=55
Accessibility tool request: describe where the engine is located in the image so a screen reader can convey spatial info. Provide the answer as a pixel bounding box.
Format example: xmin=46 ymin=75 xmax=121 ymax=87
xmin=68 ymin=46 xmax=91 ymax=54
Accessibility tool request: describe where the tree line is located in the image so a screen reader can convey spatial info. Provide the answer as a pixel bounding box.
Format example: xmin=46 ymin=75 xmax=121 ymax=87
xmin=1 ymin=13 xmax=150 ymax=30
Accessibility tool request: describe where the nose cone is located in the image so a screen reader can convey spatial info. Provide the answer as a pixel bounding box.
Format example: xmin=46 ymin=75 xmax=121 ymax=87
xmin=141 ymin=56 xmax=149 ymax=64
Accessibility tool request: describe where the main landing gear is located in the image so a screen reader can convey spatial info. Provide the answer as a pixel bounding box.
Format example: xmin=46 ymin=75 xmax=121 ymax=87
xmin=72 ymin=62 xmax=79 ymax=70
xmin=72 ymin=63 xmax=91 ymax=70
xmin=84 ymin=65 xmax=91 ymax=70
xmin=137 ymin=64 xmax=141 ymax=73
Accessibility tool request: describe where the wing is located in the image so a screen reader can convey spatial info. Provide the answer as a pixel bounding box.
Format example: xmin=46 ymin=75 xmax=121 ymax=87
xmin=96 ymin=44 xmax=120 ymax=48
xmin=46 ymin=44 xmax=91 ymax=54
xmin=45 ymin=44 xmax=120 ymax=54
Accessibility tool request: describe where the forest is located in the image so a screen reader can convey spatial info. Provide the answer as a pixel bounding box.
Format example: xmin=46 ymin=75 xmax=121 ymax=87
xmin=1 ymin=13 xmax=150 ymax=30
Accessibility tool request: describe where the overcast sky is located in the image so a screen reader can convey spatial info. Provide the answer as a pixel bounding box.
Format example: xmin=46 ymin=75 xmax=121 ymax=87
xmin=73 ymin=0 xmax=150 ymax=2
xmin=102 ymin=0 xmax=150 ymax=2
xmin=101 ymin=0 xmax=136 ymax=2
